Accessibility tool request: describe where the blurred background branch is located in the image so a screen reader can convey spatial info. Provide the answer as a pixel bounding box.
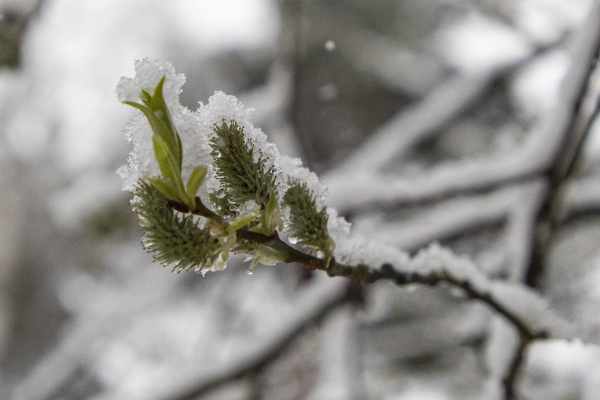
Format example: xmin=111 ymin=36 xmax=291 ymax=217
xmin=2 ymin=0 xmax=600 ymax=399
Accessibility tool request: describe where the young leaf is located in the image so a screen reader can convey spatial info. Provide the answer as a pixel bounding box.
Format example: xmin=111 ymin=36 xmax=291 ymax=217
xmin=223 ymin=211 xmax=259 ymax=237
xmin=147 ymin=178 xmax=179 ymax=201
xmin=261 ymin=190 xmax=280 ymax=236
xmin=149 ymin=76 xmax=182 ymax=168
xmin=152 ymin=134 xmax=193 ymax=209
xmin=123 ymin=100 xmax=178 ymax=159
xmin=186 ymin=166 xmax=207 ymax=201
xmin=141 ymin=90 xmax=152 ymax=106
xmin=249 ymin=244 xmax=285 ymax=270
xmin=123 ymin=76 xmax=182 ymax=168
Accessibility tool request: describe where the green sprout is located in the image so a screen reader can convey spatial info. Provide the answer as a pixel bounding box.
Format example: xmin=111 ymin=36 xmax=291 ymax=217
xmin=210 ymin=121 xmax=282 ymax=236
xmin=124 ymin=76 xmax=205 ymax=211
xmin=123 ymin=76 xmax=335 ymax=273
xmin=284 ymin=178 xmax=335 ymax=261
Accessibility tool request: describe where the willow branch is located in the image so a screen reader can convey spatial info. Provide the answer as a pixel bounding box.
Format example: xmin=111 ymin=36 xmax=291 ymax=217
xmin=237 ymin=228 xmax=547 ymax=400
xmin=503 ymin=333 xmax=533 ymax=400
xmin=236 ymin=229 xmax=545 ymax=342
xmin=526 ymin=0 xmax=600 ymax=288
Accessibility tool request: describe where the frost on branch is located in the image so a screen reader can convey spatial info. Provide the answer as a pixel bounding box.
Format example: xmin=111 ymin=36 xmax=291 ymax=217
xmin=116 ymin=61 xmax=582 ymax=399
xmin=116 ymin=60 xmax=573 ymax=342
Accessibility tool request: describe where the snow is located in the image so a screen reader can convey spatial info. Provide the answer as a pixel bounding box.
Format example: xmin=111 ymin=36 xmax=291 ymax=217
xmin=116 ymin=63 xmax=283 ymax=205
xmin=196 ymin=90 xmax=286 ymax=199
xmin=116 ymin=60 xmax=579 ymax=340
xmin=511 ymin=49 xmax=570 ymax=117
xmin=523 ymin=339 xmax=600 ymax=399
xmin=436 ymin=11 xmax=533 ymax=73
xmin=8 ymin=0 xmax=600 ymax=398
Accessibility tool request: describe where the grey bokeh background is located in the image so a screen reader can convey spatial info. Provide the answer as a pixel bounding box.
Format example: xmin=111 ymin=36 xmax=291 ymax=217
xmin=2 ymin=0 xmax=600 ymax=399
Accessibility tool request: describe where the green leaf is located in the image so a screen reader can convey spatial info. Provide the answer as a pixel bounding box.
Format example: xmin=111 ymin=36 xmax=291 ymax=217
xmin=149 ymin=76 xmax=182 ymax=167
xmin=152 ymin=134 xmax=178 ymax=182
xmin=141 ymin=90 xmax=152 ymax=106
xmin=261 ymin=190 xmax=280 ymax=236
xmin=124 ymin=100 xmax=178 ymax=159
xmin=123 ymin=76 xmax=182 ymax=167
xmin=150 ymin=76 xmax=168 ymax=110
xmin=152 ymin=134 xmax=193 ymax=208
xmin=223 ymin=211 xmax=259 ymax=236
xmin=249 ymin=244 xmax=285 ymax=270
xmin=186 ymin=166 xmax=207 ymax=200
xmin=147 ymin=178 xmax=179 ymax=201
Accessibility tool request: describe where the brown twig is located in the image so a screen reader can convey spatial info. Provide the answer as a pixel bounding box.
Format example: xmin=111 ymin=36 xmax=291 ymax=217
xmin=235 ymin=228 xmax=549 ymax=399
xmin=525 ymin=1 xmax=600 ymax=289
xmin=503 ymin=333 xmax=533 ymax=400
xmin=237 ymin=230 xmax=544 ymax=340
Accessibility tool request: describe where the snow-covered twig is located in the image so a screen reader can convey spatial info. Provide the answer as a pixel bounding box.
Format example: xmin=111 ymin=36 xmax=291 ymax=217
xmin=526 ymin=0 xmax=600 ymax=287
xmin=115 ymin=56 xmax=583 ymax=400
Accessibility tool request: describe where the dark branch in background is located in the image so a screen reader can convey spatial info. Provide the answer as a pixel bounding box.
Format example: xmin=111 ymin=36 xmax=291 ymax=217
xmin=163 ymin=4 xmax=600 ymax=395
xmin=0 ymin=0 xmax=47 ymax=68
xmin=237 ymin=228 xmax=548 ymax=399
xmin=499 ymin=3 xmax=600 ymax=397
xmin=504 ymin=335 xmax=534 ymax=400
xmin=166 ymin=286 xmax=353 ymax=400
xmin=237 ymin=230 xmax=545 ymax=342
xmin=526 ymin=1 xmax=600 ymax=287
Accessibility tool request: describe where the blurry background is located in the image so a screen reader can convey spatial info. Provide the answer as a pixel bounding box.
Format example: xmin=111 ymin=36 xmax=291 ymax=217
xmin=1 ymin=0 xmax=600 ymax=399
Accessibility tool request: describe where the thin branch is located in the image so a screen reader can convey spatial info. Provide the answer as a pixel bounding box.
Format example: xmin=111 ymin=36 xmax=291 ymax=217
xmin=236 ymin=230 xmax=546 ymax=342
xmin=503 ymin=334 xmax=532 ymax=400
xmin=235 ymin=228 xmax=548 ymax=399
xmin=526 ymin=0 xmax=600 ymax=286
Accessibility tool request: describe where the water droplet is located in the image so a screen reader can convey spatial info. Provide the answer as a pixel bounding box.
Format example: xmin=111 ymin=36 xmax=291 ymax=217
xmin=288 ymin=236 xmax=298 ymax=244
xmin=215 ymin=137 xmax=225 ymax=148
xmin=154 ymin=110 xmax=163 ymax=118
xmin=316 ymin=250 xmax=325 ymax=259
xmin=215 ymin=188 xmax=226 ymax=199
xmin=405 ymin=284 xmax=418 ymax=293
xmin=318 ymin=83 xmax=339 ymax=102
xmin=247 ymin=270 xmax=253 ymax=275
xmin=324 ymin=40 xmax=336 ymax=51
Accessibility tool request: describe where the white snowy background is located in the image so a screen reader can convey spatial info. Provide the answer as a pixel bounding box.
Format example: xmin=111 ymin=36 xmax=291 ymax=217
xmin=1 ymin=0 xmax=600 ymax=399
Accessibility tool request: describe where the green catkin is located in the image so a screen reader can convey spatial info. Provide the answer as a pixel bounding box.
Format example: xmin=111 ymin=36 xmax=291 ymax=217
xmin=283 ymin=178 xmax=331 ymax=256
xmin=132 ymin=180 xmax=221 ymax=272
xmin=210 ymin=121 xmax=278 ymax=215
